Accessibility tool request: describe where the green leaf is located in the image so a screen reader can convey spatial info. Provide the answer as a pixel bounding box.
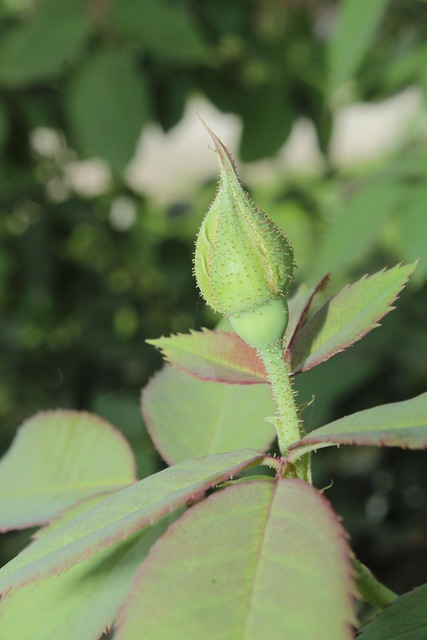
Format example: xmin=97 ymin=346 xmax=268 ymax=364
xmin=114 ymin=479 xmax=355 ymax=640
xmin=68 ymin=48 xmax=150 ymax=171
xmin=285 ymin=275 xmax=330 ymax=351
xmin=91 ymin=392 xmax=160 ymax=479
xmin=109 ymin=0 xmax=208 ymax=64
xmin=0 ymin=99 xmax=9 ymax=149
xmin=288 ymin=392 xmax=427 ymax=460
xmin=294 ymin=350 xmax=375 ymax=432
xmin=0 ymin=449 xmax=264 ymax=594
xmin=290 ymin=263 xmax=416 ymax=373
xmin=0 ymin=411 xmax=136 ymax=532
xmin=142 ymin=365 xmax=275 ymax=465
xmin=397 ymin=184 xmax=427 ymax=286
xmin=357 ymin=582 xmax=427 ymax=640
xmin=0 ymin=496 xmax=177 ymax=640
xmin=314 ymin=183 xmax=403 ymax=278
xmin=147 ymin=330 xmax=267 ymax=384
xmin=156 ymin=71 xmax=189 ymax=131
xmin=328 ymin=0 xmax=390 ymax=95
xmin=0 ymin=0 xmax=90 ymax=86
xmin=381 ymin=45 xmax=427 ymax=92
xmin=239 ymin=76 xmax=293 ymax=161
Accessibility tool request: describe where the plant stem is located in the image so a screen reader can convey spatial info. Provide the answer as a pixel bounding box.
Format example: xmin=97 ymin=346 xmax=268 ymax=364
xmin=257 ymin=340 xmax=306 ymax=471
xmin=354 ymin=559 xmax=398 ymax=610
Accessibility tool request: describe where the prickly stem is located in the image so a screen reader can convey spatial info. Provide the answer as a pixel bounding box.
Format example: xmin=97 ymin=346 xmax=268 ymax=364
xmin=257 ymin=340 xmax=311 ymax=481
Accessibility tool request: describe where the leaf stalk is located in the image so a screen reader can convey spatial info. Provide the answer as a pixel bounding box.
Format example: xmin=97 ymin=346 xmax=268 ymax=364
xmin=354 ymin=558 xmax=398 ymax=610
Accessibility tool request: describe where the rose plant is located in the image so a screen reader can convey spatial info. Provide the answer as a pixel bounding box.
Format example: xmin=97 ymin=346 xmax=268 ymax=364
xmin=0 ymin=124 xmax=426 ymax=639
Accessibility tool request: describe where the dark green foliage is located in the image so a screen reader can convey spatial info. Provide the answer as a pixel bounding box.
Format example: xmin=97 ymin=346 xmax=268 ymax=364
xmin=68 ymin=49 xmax=151 ymax=171
xmin=0 ymin=1 xmax=426 ymax=629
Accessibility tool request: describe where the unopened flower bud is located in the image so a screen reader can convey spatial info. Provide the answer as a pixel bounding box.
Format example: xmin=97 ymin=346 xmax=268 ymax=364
xmin=194 ymin=121 xmax=294 ymax=348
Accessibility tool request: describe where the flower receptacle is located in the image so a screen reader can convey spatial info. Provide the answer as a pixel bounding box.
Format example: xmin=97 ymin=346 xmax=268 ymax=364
xmin=229 ymin=298 xmax=289 ymax=349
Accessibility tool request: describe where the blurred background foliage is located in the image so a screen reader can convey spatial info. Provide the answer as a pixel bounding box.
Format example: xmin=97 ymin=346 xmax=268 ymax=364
xmin=0 ymin=0 xmax=427 ymax=595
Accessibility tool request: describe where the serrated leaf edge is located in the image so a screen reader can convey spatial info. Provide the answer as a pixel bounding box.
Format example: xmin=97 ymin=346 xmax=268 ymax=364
xmin=291 ymin=262 xmax=417 ymax=373
xmin=148 ymin=329 xmax=267 ymax=384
